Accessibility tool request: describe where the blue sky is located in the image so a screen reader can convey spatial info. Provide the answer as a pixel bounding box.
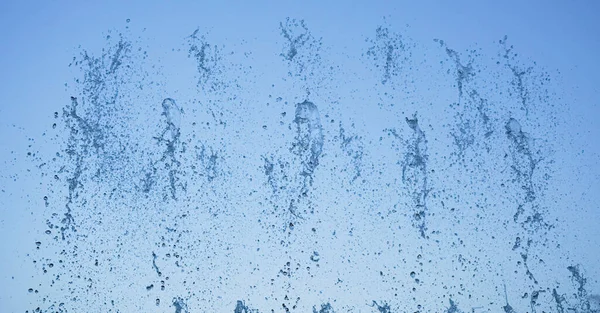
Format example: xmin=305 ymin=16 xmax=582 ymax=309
xmin=1 ymin=1 xmax=598 ymax=312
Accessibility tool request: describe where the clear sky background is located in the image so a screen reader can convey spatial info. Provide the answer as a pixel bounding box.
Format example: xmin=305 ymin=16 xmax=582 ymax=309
xmin=1 ymin=1 xmax=599 ymax=312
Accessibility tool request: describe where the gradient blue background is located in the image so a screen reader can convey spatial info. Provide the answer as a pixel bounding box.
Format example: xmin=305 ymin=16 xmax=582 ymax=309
xmin=1 ymin=1 xmax=599 ymax=312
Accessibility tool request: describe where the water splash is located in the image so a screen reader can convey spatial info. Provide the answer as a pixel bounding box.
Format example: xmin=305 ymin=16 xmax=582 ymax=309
xmin=292 ymin=100 xmax=324 ymax=188
xmin=22 ymin=18 xmax=591 ymax=313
